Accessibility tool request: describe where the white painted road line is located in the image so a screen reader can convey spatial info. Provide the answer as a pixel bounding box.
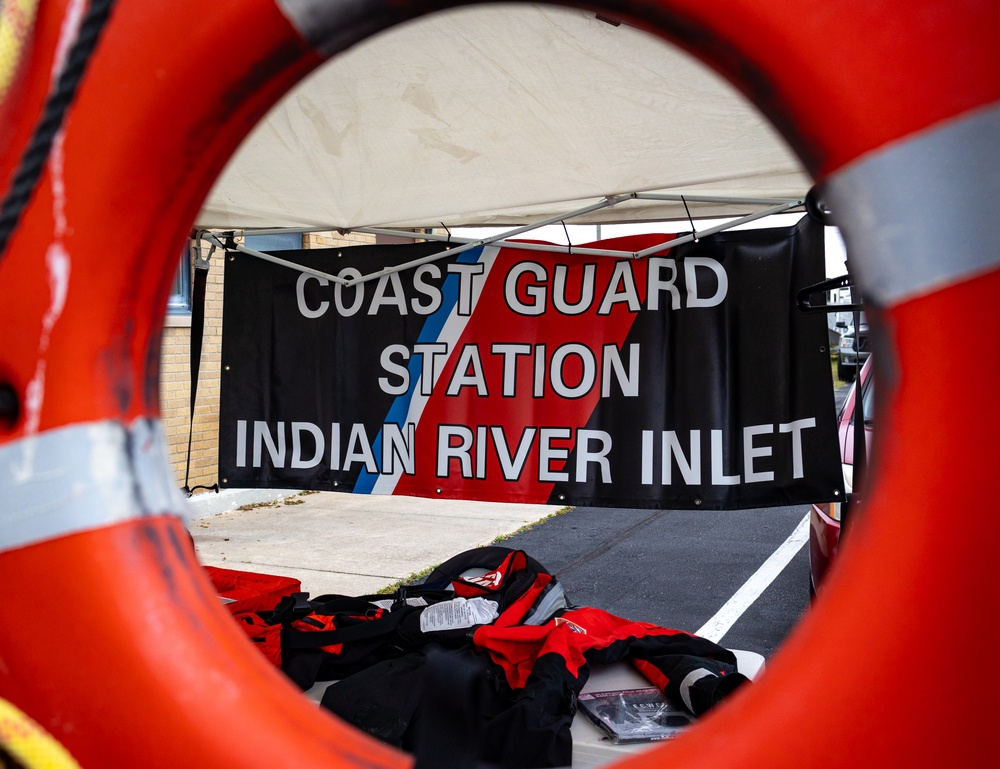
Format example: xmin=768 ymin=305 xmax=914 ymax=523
xmin=695 ymin=512 xmax=810 ymax=643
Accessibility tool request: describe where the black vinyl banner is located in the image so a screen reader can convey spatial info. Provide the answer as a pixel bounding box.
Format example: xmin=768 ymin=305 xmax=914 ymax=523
xmin=219 ymin=217 xmax=843 ymax=509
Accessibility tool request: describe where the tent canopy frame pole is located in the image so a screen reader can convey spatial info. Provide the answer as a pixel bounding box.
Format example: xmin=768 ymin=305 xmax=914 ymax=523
xmin=361 ymin=199 xmax=802 ymax=261
xmin=205 ymin=193 xmax=804 ymax=285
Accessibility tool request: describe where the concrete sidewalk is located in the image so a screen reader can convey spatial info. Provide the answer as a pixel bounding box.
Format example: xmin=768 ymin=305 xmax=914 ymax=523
xmin=187 ymin=489 xmax=561 ymax=596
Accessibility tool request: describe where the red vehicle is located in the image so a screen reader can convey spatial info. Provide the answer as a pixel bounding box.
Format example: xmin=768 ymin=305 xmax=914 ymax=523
xmin=809 ymin=355 xmax=874 ymax=595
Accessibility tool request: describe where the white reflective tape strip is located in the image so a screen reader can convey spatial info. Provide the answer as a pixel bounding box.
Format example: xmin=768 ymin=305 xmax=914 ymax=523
xmin=679 ymin=668 xmax=715 ymax=714
xmin=0 ymin=419 xmax=190 ymax=553
xmin=825 ymin=103 xmax=1000 ymax=307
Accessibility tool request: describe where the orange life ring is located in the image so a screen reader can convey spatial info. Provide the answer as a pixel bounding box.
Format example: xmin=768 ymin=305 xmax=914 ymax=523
xmin=0 ymin=1 xmax=996 ymax=767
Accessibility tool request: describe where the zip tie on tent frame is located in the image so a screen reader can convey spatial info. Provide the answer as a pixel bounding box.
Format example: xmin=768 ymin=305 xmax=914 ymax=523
xmin=681 ymin=196 xmax=699 ymax=242
xmin=204 ymin=194 xmax=803 ymax=287
xmin=560 ymin=220 xmax=573 ymax=255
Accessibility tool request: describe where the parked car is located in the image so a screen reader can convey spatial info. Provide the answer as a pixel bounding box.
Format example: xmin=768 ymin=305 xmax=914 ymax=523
xmin=809 ymin=355 xmax=874 ymax=595
xmin=835 ymin=315 xmax=870 ymax=382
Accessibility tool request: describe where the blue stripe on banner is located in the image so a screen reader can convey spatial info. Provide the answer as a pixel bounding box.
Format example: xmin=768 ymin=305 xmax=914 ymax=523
xmin=354 ymin=245 xmax=485 ymax=494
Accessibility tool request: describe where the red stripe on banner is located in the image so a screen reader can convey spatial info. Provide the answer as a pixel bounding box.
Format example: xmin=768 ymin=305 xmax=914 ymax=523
xmin=393 ymin=233 xmax=675 ymax=503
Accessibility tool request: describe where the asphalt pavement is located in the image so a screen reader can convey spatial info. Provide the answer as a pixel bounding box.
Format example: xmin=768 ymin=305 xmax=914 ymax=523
xmin=496 ymin=504 xmax=811 ymax=657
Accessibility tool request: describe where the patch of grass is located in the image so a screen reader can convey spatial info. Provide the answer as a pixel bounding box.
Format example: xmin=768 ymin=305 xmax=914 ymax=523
xmin=375 ymin=506 xmax=573 ymax=595
xmin=376 ymin=565 xmax=438 ymax=595
xmin=830 ymin=354 xmax=853 ymax=388
xmin=236 ymin=500 xmax=280 ymax=511
xmin=492 ymin=506 xmax=573 ymax=543
xmin=236 ymin=492 xmax=316 ymax=511
xmin=299 ymin=490 xmax=320 ymax=496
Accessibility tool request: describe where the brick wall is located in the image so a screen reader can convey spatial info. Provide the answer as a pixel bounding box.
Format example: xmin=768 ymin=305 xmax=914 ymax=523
xmin=303 ymin=231 xmax=380 ymax=249
xmin=159 ymin=231 xmax=382 ymax=491
xmin=160 ymin=239 xmax=225 ymax=491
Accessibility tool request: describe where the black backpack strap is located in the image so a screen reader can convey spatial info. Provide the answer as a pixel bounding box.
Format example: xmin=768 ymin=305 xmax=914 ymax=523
xmin=282 ymin=605 xmax=412 ymax=650
xmin=267 ymin=592 xmax=319 ymax=625
xmin=268 ymin=593 xmax=380 ymax=623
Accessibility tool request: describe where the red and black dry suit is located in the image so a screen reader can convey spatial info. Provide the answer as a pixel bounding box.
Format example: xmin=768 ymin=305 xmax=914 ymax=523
xmin=469 ymin=605 xmax=748 ymax=767
xmin=229 ymin=546 xmax=748 ymax=768
xmin=322 ymin=604 xmax=748 ymax=769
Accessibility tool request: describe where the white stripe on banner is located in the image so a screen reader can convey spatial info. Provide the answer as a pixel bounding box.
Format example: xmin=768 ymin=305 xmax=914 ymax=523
xmin=371 ymin=244 xmax=501 ymax=495
xmin=695 ymin=512 xmax=810 ymax=643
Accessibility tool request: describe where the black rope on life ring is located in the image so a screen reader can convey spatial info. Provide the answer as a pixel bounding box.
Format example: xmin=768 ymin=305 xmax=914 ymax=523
xmin=0 ymin=0 xmax=118 ymax=261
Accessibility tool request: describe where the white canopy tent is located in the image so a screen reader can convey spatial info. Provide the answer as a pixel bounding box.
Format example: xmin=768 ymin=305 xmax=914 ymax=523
xmin=196 ymin=4 xmax=812 ymax=232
